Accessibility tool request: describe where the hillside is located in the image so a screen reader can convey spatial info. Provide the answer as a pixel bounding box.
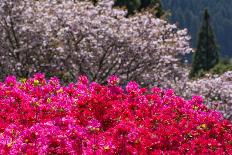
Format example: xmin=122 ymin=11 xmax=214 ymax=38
xmin=162 ymin=0 xmax=232 ymax=57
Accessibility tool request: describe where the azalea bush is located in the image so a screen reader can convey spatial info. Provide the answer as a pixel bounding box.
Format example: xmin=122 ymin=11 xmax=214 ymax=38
xmin=0 ymin=73 xmax=232 ymax=154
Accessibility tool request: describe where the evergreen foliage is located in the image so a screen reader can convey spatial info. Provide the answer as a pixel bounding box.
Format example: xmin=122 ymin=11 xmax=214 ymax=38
xmin=114 ymin=0 xmax=164 ymax=17
xmin=190 ymin=10 xmax=219 ymax=78
xmin=162 ymin=0 xmax=232 ymax=57
xmin=210 ymin=59 xmax=232 ymax=75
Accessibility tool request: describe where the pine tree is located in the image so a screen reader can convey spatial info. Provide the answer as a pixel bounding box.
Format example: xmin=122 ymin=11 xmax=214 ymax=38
xmin=190 ymin=9 xmax=220 ymax=77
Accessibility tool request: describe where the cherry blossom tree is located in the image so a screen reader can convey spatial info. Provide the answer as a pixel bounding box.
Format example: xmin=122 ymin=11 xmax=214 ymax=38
xmin=0 ymin=0 xmax=192 ymax=86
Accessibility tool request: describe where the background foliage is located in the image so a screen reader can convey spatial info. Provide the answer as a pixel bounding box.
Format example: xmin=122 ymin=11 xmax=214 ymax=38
xmin=163 ymin=0 xmax=232 ymax=57
xmin=190 ymin=10 xmax=219 ymax=78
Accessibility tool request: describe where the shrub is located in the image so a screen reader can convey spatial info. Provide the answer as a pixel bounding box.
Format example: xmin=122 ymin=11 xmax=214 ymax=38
xmin=0 ymin=73 xmax=231 ymax=154
xmin=210 ymin=59 xmax=232 ymax=75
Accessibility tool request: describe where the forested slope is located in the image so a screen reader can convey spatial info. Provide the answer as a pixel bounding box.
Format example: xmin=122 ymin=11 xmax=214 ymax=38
xmin=163 ymin=0 xmax=232 ymax=57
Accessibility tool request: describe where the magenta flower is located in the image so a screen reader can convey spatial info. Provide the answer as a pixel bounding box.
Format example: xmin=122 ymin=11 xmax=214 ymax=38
xmin=0 ymin=74 xmax=231 ymax=154
xmin=107 ymin=76 xmax=120 ymax=86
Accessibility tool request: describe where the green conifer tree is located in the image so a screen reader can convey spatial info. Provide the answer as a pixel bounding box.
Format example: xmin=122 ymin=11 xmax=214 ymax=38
xmin=190 ymin=9 xmax=220 ymax=77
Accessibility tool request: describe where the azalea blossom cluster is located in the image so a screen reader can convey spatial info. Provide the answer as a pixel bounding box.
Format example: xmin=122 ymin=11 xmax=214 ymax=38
xmin=0 ymin=73 xmax=232 ymax=154
xmin=183 ymin=71 xmax=232 ymax=120
xmin=0 ymin=0 xmax=191 ymax=85
xmin=1 ymin=0 xmax=232 ymax=126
